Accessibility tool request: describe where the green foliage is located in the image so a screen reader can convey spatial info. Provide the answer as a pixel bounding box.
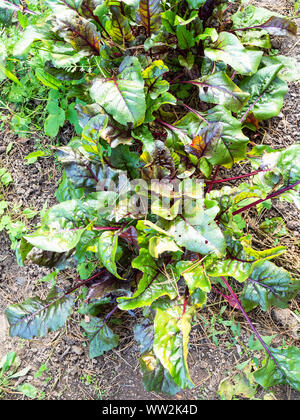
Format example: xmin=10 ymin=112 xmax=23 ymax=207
xmin=0 ymin=351 xmax=31 ymax=399
xmin=0 ymin=168 xmax=38 ymax=249
xmin=5 ymin=287 xmax=75 ymax=339
xmin=1 ymin=0 xmax=300 ymax=398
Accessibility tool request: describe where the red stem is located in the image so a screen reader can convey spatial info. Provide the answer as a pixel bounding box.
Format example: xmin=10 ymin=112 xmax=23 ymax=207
xmin=92 ymin=226 xmax=120 ymax=231
xmin=207 ymin=165 xmax=220 ymax=194
xmin=221 ymin=277 xmax=279 ymax=368
xmin=169 ymin=72 xmax=185 ymax=85
xmin=211 ymin=286 xmax=229 ymax=301
xmin=180 ymin=102 xmax=210 ymax=125
xmin=73 ymin=269 xmax=106 ymax=284
xmin=207 ymin=169 xmax=267 ymax=186
xmin=156 ymin=119 xmax=177 ymax=131
xmin=182 ymin=287 xmax=189 ymax=317
xmin=232 ymin=180 xmax=300 ymax=216
xmin=66 ymin=269 xmax=107 ymax=293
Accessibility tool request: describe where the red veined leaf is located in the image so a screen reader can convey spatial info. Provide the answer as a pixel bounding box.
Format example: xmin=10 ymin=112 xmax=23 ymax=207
xmin=185 ymin=122 xmax=223 ymax=158
xmin=137 ymin=0 xmax=162 ymax=37
xmin=108 ymin=5 xmax=134 ymax=45
xmin=54 ymin=14 xmax=102 ymax=55
xmin=259 ymin=16 xmax=297 ymax=36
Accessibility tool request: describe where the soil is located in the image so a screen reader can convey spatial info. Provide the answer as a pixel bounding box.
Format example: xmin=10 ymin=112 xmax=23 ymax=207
xmin=0 ymin=0 xmax=299 ymax=401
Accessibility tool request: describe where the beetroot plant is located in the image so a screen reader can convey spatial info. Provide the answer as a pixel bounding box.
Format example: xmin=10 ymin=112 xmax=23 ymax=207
xmin=2 ymin=0 xmax=300 ymax=396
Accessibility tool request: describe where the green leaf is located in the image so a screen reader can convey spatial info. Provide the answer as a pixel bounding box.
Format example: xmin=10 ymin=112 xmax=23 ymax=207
xmin=5 ymin=287 xmax=74 ymax=339
xmin=0 ymin=63 xmax=22 ymax=86
xmin=176 ymin=25 xmax=195 ymax=50
xmin=0 ymin=351 xmax=17 ymax=374
xmin=168 ymin=201 xmax=226 ymax=257
xmin=98 ymin=231 xmax=123 ymax=279
xmin=0 ymin=4 xmax=13 ymax=25
xmin=153 ymin=306 xmax=194 ymax=389
xmin=142 ymin=60 xmax=169 ymax=99
xmin=178 ymin=52 xmax=195 ymax=70
xmin=196 ymin=27 xmax=218 ymax=43
xmin=81 ymin=0 xmax=107 ymax=20
xmin=231 ymin=4 xmax=297 ymax=37
xmin=205 ymin=231 xmax=286 ymax=283
xmin=189 ymin=72 xmax=250 ymax=113
xmin=80 ymin=316 xmax=119 ymax=358
xmin=270 ymin=144 xmax=300 ymax=185
xmin=23 ymin=201 xmax=88 ymax=252
xmin=90 ymin=57 xmax=146 ymax=127
xmin=259 ymin=217 xmax=289 ymax=237
xmin=139 ymin=352 xmax=182 ymax=395
xmin=17 ymin=383 xmax=38 ymax=399
xmin=145 ymin=91 xmax=177 ymax=123
xmin=149 ymin=236 xmax=182 ymax=258
xmin=35 ymin=69 xmax=62 ymax=90
xmin=186 ymin=0 xmax=206 ymax=8
xmin=177 ymin=108 xmax=249 ymax=168
xmin=249 ymin=145 xmax=300 ymax=209
xmin=241 ymin=260 xmax=300 ymax=312
xmin=22 ymin=197 xmax=110 ymax=253
xmin=24 ymin=227 xmax=85 ymax=254
xmin=56 ymin=170 xmax=84 ymax=203
xmin=176 ymin=260 xmax=211 ymax=293
xmin=231 ymin=5 xmax=280 ymax=29
xmin=24 ymin=150 xmax=46 ymax=165
xmin=144 ymin=31 xmax=177 ymax=51
xmin=219 ymin=364 xmax=258 ymax=400
xmin=239 ymin=64 xmax=288 ymax=121
xmin=132 ymin=125 xmax=155 ymax=154
xmin=110 ymin=145 xmax=140 ymax=179
xmin=0 ymin=168 xmax=13 ymax=186
xmin=0 ymin=200 xmax=8 ymax=216
xmin=205 ymin=106 xmax=250 ymax=168
xmin=117 ymin=248 xmax=178 ymax=310
xmin=45 ymin=0 xmax=82 ymax=15
xmin=134 ymin=317 xmax=181 ymax=394
xmin=13 ymin=24 xmax=52 ymax=57
xmin=254 ymin=346 xmax=300 ymax=392
xmin=174 ymin=10 xmax=198 ymax=26
xmin=205 ymin=32 xmax=263 ymax=75
xmin=206 ymin=256 xmax=252 ymax=283
xmin=44 ymin=93 xmax=66 ymax=138
xmin=261 ymin=55 xmax=300 ymax=82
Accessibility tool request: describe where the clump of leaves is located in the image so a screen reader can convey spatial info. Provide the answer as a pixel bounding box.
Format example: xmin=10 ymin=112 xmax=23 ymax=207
xmin=2 ymin=0 xmax=300 ymax=396
xmin=0 ymin=351 xmax=31 ymax=399
xmin=0 ymin=168 xmax=37 ymax=249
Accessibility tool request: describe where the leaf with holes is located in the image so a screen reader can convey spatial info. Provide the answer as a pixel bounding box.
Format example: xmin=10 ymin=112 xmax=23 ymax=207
xmin=188 ymin=72 xmax=250 ymax=113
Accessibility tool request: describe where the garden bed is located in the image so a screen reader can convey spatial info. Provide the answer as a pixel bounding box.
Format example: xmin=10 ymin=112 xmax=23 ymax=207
xmin=0 ymin=0 xmax=299 ymax=400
